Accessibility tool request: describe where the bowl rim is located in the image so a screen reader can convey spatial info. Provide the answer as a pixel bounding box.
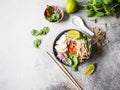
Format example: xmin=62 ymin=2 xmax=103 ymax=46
xmin=53 ymin=29 xmax=92 ymax=66
xmin=44 ymin=5 xmax=64 ymax=23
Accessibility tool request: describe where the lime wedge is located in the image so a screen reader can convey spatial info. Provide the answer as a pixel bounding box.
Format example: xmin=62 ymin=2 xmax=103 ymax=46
xmin=83 ymin=64 xmax=95 ymax=75
xmin=67 ymin=30 xmax=80 ymax=39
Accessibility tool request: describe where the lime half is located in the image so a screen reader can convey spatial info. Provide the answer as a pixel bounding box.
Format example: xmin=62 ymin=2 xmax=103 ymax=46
xmin=84 ymin=64 xmax=95 ymax=75
xmin=67 ymin=30 xmax=80 ymax=39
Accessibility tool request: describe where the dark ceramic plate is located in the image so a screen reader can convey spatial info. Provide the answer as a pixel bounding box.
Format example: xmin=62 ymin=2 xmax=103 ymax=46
xmin=53 ymin=29 xmax=92 ymax=66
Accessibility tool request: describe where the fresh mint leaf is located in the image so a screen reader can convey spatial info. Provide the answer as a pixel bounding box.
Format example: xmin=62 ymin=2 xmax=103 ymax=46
xmin=96 ymin=12 xmax=104 ymax=17
xmin=102 ymin=0 xmax=113 ymax=5
xmin=86 ymin=0 xmax=120 ymax=17
xmin=33 ymin=39 xmax=41 ymax=48
xmin=93 ymin=0 xmax=102 ymax=5
xmin=31 ymin=29 xmax=39 ymax=36
xmin=87 ymin=10 xmax=95 ymax=17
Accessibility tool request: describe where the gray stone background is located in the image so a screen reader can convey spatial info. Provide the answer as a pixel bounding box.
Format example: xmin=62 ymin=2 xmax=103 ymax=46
xmin=0 ymin=0 xmax=120 ymax=90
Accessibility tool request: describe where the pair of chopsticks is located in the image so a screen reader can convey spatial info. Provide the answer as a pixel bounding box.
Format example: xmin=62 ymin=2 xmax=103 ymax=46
xmin=46 ymin=52 xmax=82 ymax=90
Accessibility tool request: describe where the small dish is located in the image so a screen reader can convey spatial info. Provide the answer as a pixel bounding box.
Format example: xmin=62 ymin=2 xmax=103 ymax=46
xmin=44 ymin=5 xmax=64 ymax=23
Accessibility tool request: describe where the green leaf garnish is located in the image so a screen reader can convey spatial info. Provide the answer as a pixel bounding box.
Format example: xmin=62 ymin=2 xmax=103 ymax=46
xmin=47 ymin=8 xmax=54 ymax=15
xmin=67 ymin=58 xmax=73 ymax=66
xmin=67 ymin=54 xmax=79 ymax=71
xmin=96 ymin=12 xmax=104 ymax=17
xmin=51 ymin=13 xmax=60 ymax=21
xmin=31 ymin=26 xmax=50 ymax=48
xmin=39 ymin=26 xmax=50 ymax=35
xmin=85 ymin=0 xmax=120 ymax=17
xmin=77 ymin=33 xmax=86 ymax=40
xmin=39 ymin=29 xmax=44 ymax=35
xmin=43 ymin=26 xmax=50 ymax=34
xmin=86 ymin=38 xmax=92 ymax=49
xmin=33 ymin=39 xmax=41 ymax=48
xmin=87 ymin=10 xmax=95 ymax=17
xmin=46 ymin=13 xmax=61 ymax=22
xmin=31 ymin=29 xmax=40 ymax=36
xmin=71 ymin=65 xmax=78 ymax=72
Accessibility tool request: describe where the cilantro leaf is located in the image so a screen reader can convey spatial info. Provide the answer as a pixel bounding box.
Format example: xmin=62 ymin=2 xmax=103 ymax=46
xmin=46 ymin=17 xmax=53 ymax=22
xmin=51 ymin=13 xmax=60 ymax=22
xmin=39 ymin=26 xmax=50 ymax=35
xmin=31 ymin=26 xmax=50 ymax=48
xmin=43 ymin=26 xmax=50 ymax=34
xmin=39 ymin=29 xmax=44 ymax=35
xmin=47 ymin=8 xmax=54 ymax=15
xmin=31 ymin=29 xmax=40 ymax=36
xmin=33 ymin=39 xmax=41 ymax=48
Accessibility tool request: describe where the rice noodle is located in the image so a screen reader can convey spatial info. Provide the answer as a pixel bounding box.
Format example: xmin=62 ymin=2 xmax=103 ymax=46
xmin=76 ymin=39 xmax=89 ymax=61
xmin=55 ymin=32 xmax=91 ymax=63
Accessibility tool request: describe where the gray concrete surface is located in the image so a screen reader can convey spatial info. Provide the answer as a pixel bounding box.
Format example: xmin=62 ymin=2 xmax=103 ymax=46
xmin=0 ymin=0 xmax=120 ymax=90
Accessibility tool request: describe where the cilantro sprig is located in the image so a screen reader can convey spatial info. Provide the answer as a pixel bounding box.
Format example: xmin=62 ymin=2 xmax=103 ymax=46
xmin=39 ymin=26 xmax=50 ymax=35
xmin=31 ymin=26 xmax=50 ymax=48
xmin=31 ymin=26 xmax=50 ymax=36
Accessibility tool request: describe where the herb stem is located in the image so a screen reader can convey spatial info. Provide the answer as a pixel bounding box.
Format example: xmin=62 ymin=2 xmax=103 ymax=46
xmin=109 ymin=3 xmax=120 ymax=11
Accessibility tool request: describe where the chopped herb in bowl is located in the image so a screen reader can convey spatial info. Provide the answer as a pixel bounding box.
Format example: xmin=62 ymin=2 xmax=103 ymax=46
xmin=44 ymin=5 xmax=64 ymax=22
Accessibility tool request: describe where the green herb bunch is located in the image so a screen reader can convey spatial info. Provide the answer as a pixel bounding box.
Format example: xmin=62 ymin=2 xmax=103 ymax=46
xmin=86 ymin=0 xmax=120 ymax=17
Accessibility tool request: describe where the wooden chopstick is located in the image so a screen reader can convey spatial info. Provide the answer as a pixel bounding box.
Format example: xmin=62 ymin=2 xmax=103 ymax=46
xmin=46 ymin=52 xmax=82 ymax=90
